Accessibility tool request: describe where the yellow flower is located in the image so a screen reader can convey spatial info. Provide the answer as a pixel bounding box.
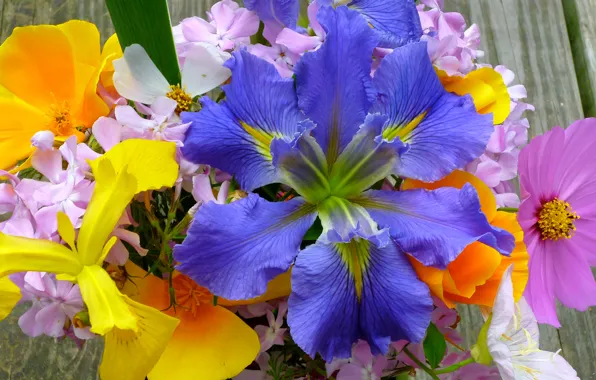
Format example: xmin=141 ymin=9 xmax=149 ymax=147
xmin=437 ymin=67 xmax=511 ymax=125
xmin=0 ymin=139 xmax=180 ymax=380
xmin=0 ymin=20 xmax=111 ymax=170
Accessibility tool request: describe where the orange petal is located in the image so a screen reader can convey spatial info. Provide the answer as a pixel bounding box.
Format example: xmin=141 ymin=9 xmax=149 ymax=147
xmin=0 ymin=25 xmax=76 ymax=110
xmin=0 ymin=98 xmax=47 ymax=169
xmin=218 ymin=270 xmax=292 ymax=306
xmin=148 ymin=304 xmax=259 ymax=380
xmin=403 ymin=170 xmax=497 ymax=222
xmin=123 ymin=262 xmax=170 ymax=312
xmin=438 ymin=67 xmax=510 ymax=125
xmin=408 ymin=257 xmax=453 ymax=307
xmin=464 ymin=212 xmax=528 ymax=306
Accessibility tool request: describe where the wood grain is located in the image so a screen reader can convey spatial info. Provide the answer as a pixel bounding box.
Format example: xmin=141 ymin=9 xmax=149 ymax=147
xmin=563 ymin=0 xmax=596 ymax=117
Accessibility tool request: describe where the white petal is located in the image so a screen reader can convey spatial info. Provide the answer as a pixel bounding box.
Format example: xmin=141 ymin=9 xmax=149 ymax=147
xmin=514 ymin=350 xmax=579 ymax=380
xmin=112 ymin=44 xmax=171 ymax=104
xmin=181 ymin=43 xmax=231 ymax=97
xmin=488 ymin=265 xmax=515 ymax=341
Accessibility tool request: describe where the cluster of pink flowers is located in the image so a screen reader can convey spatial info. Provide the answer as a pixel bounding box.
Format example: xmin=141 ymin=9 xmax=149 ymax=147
xmin=417 ymin=1 xmax=533 ymax=208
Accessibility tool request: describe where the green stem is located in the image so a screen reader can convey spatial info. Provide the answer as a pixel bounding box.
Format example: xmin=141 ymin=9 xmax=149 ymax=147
xmin=402 ymin=346 xmax=440 ymax=380
xmin=498 ymin=207 xmax=519 ymax=213
xmin=434 ymin=357 xmax=475 ymax=374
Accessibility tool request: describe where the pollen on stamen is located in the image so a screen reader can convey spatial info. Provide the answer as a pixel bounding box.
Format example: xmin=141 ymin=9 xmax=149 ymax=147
xmin=167 ymin=84 xmax=193 ymax=113
xmin=173 ymin=274 xmax=214 ymax=317
xmin=48 ymin=101 xmax=75 ymax=136
xmin=537 ymin=198 xmax=580 ymax=241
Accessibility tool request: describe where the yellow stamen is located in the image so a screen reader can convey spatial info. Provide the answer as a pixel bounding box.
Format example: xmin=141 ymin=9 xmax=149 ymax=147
xmin=48 ymin=101 xmax=76 ymax=136
xmin=166 ymin=84 xmax=193 ymax=113
xmin=382 ymin=112 xmax=427 ymax=142
xmin=537 ymin=198 xmax=579 ymax=241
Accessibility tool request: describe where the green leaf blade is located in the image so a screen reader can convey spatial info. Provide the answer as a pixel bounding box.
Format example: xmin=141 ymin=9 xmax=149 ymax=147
xmin=423 ymin=323 xmax=447 ymax=369
xmin=106 ymin=0 xmax=181 ymax=85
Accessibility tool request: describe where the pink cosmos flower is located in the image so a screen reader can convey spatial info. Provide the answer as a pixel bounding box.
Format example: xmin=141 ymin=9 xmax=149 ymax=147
xmin=518 ymin=118 xmax=596 ymax=326
xmin=174 ymin=0 xmax=259 ymax=55
xmin=9 ymin=272 xmax=94 ymax=340
xmin=254 ymin=301 xmax=288 ymax=353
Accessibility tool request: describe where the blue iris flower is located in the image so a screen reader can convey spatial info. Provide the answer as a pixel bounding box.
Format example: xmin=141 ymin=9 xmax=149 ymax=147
xmin=176 ymin=4 xmax=514 ymax=361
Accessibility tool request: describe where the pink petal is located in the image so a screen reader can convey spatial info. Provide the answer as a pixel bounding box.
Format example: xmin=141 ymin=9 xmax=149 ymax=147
xmin=105 ymin=239 xmax=130 ymax=265
xmin=182 ymin=17 xmax=217 ymax=43
xmin=32 ymin=149 xmax=63 ymax=183
xmin=352 ymin=340 xmax=374 ymax=367
xmin=225 ymin=8 xmax=260 ymax=40
xmin=277 ymin=28 xmax=322 ymax=55
xmin=192 ymin=174 xmax=217 ymax=203
xmin=523 ymin=238 xmax=561 ymax=327
xmin=337 ymin=364 xmax=366 ymax=380
xmin=211 ymin=0 xmax=237 ymax=34
xmin=35 ymin=303 xmax=66 ymax=337
xmin=112 ymin=228 xmax=148 ymax=256
xmin=18 ymin=303 xmax=44 ymax=337
xmin=30 ymin=131 xmax=55 ymax=151
xmin=150 ymin=96 xmax=178 ymax=118
xmin=115 ymin=105 xmax=156 ymax=131
xmin=75 ymin=143 xmax=101 ymax=172
xmin=553 ymin=239 xmax=596 ymax=310
xmin=92 ymin=117 xmax=123 ymax=151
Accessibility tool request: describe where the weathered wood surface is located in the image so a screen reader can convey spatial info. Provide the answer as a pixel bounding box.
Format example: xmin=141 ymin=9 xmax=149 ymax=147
xmin=1 ymin=0 xmax=596 ymax=379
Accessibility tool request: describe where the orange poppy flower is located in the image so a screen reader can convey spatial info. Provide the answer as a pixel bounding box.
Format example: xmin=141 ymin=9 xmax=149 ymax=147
xmin=0 ymin=20 xmax=111 ymax=170
xmin=403 ymin=170 xmax=528 ymax=307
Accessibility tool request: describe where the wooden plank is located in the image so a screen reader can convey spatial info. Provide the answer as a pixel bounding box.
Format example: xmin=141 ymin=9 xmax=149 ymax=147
xmin=563 ymin=0 xmax=596 ymax=117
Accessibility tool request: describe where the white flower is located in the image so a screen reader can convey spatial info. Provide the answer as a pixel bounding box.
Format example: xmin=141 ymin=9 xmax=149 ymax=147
xmin=112 ymin=43 xmax=231 ymax=107
xmin=487 ymin=266 xmax=579 ymax=380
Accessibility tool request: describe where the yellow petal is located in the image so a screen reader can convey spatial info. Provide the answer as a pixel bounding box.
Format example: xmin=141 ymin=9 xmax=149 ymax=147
xmin=56 ymin=20 xmax=100 ymax=67
xmin=439 ymin=67 xmax=510 ymax=125
xmin=0 ymin=276 xmax=20 ymax=320
xmin=89 ymin=139 xmax=179 ymax=194
xmin=0 ymin=97 xmax=48 ymax=170
xmin=100 ymin=296 xmax=179 ymax=380
xmin=77 ymin=159 xmax=137 ymax=265
xmin=57 ymin=211 xmax=77 ymax=253
xmin=0 ymin=24 xmax=76 ymax=110
xmin=0 ymin=232 xmax=82 ymax=277
xmin=77 ymin=265 xmax=137 ymax=335
xmin=149 ymin=305 xmax=258 ymax=380
xmin=100 ymin=33 xmax=122 ymax=91
xmin=219 ymin=270 xmax=292 ymax=306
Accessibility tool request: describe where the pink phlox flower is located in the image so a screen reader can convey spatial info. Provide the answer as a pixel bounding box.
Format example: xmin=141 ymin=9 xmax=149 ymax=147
xmin=248 ymin=41 xmax=299 ymax=78
xmin=254 ymin=301 xmax=288 ymax=353
xmin=192 ymin=173 xmax=231 ymax=206
xmin=518 ymin=118 xmax=596 ymax=327
xmin=8 ymin=272 xmax=94 ymax=340
xmin=418 ymin=2 xmax=483 ymax=75
xmin=276 ymin=2 xmax=326 ymax=57
xmin=431 ymin=297 xmax=464 ymax=346
xmin=234 ymin=298 xmax=286 ymax=319
xmin=175 ymin=0 xmax=259 ymax=57
xmin=393 ymin=340 xmax=425 ymax=369
xmin=335 ymin=340 xmax=389 ymax=380
xmin=30 ymin=130 xmax=55 ymax=151
xmin=106 ymin=209 xmax=148 ymax=265
xmin=0 ymin=170 xmax=36 ymax=238
xmin=17 ymin=137 xmax=94 ymax=239
xmin=115 ymin=97 xmax=191 ymax=147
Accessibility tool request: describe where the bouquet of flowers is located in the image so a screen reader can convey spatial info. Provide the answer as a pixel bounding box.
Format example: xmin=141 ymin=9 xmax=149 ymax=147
xmin=0 ymin=0 xmax=592 ymax=379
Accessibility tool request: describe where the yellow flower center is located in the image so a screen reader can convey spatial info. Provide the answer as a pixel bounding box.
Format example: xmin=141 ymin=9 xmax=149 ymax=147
xmin=173 ymin=274 xmax=214 ymax=317
xmin=166 ymin=85 xmax=193 ymax=113
xmin=48 ymin=101 xmax=77 ymax=136
xmin=537 ymin=198 xmax=580 ymax=241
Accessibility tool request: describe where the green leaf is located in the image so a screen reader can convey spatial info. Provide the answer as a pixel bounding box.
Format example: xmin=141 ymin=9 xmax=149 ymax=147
xmin=471 ymin=314 xmax=494 ymax=365
xmin=423 ymin=322 xmax=447 ymax=369
xmin=105 ymin=0 xmax=181 ymax=85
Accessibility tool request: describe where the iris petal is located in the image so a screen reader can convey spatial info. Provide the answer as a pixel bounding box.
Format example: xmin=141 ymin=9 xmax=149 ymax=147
xmin=348 ymin=0 xmax=422 ymax=48
xmin=244 ymin=0 xmax=299 ymax=29
xmin=372 ymin=41 xmax=493 ymax=182
xmin=295 ymin=5 xmax=378 ymax=164
xmin=174 ymin=194 xmax=317 ymax=300
xmin=182 ymin=50 xmax=305 ymax=191
xmin=288 ymin=238 xmax=432 ymax=361
xmin=354 ymin=185 xmax=515 ymax=269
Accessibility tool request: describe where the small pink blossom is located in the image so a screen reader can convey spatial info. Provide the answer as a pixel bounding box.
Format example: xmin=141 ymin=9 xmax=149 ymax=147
xmin=30 ymin=130 xmax=55 ymax=151
xmin=9 ymin=272 xmax=94 ymax=341
xmin=254 ymin=301 xmax=288 ymax=353
xmin=276 ymin=2 xmax=325 ymax=56
xmin=336 ymin=340 xmax=389 ymax=380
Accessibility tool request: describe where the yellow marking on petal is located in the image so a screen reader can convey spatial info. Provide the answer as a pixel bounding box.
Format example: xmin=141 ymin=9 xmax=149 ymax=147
xmin=77 ymin=265 xmax=138 ymax=335
xmin=240 ymin=121 xmax=275 ymax=159
xmin=382 ymin=112 xmax=427 ymax=142
xmin=0 ymin=276 xmax=20 ymax=320
xmin=99 ymin=296 xmax=179 ymax=380
xmin=57 ymin=211 xmax=77 ymax=254
xmin=337 ymin=239 xmax=371 ymax=301
xmin=0 ymin=232 xmax=82 ymax=278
